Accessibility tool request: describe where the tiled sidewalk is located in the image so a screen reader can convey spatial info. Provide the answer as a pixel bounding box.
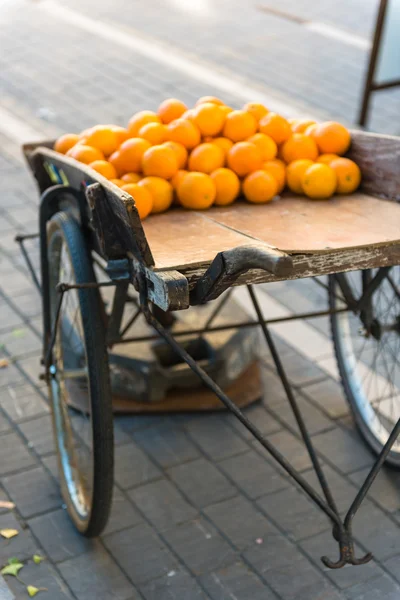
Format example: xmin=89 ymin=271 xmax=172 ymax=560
xmin=1 ymin=1 xmax=400 ymax=598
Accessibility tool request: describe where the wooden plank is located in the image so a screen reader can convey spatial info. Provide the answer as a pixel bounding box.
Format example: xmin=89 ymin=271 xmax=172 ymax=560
xmin=348 ymin=130 xmax=400 ymax=201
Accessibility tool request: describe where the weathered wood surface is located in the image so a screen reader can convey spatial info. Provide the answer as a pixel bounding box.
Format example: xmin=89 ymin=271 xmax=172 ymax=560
xmin=349 ymin=130 xmax=400 ymax=202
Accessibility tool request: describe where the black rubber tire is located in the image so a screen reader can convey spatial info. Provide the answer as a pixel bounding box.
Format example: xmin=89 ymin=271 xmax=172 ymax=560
xmin=46 ymin=212 xmax=114 ymax=535
xmin=329 ymin=273 xmax=400 ymax=469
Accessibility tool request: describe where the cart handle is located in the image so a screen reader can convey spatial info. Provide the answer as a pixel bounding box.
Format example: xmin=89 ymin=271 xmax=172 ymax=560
xmin=191 ymin=244 xmax=293 ymax=304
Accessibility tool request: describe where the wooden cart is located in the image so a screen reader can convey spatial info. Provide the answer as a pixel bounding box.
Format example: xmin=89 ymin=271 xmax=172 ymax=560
xmin=19 ymin=130 xmax=400 ymax=569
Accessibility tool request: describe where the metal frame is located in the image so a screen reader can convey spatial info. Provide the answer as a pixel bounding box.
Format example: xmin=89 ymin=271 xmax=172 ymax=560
xmin=16 ymin=184 xmax=400 ymax=570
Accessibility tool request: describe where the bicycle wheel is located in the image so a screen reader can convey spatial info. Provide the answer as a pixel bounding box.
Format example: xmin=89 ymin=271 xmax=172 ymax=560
xmin=329 ymin=268 xmax=400 ymax=467
xmin=46 ymin=212 xmax=113 ymax=535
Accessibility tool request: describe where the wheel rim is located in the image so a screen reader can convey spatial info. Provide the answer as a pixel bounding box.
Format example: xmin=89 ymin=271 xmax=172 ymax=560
xmin=333 ymin=268 xmax=400 ymax=453
xmin=48 ymin=233 xmax=94 ymax=522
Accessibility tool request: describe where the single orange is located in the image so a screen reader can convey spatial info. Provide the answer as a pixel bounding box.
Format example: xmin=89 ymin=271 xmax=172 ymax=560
xmin=262 ymin=159 xmax=286 ymax=193
xmin=259 ymin=113 xmax=291 ymax=145
xmin=110 ymin=126 xmax=130 ymax=145
xmin=220 ymin=106 xmax=234 ymax=118
xmin=313 ymin=121 xmax=351 ymax=155
xmin=157 ymin=98 xmax=188 ymax=124
xmin=286 ymin=159 xmax=314 ymax=194
xmin=121 ymin=172 xmax=142 ymax=184
xmin=110 ymin=179 xmax=125 ymax=188
xmin=302 ymin=163 xmax=337 ymax=199
xmin=281 ymin=133 xmax=319 ymax=164
xmin=139 ymin=122 xmax=169 ymax=145
xmin=85 ymin=126 xmax=119 ymax=156
xmin=317 ymin=153 xmax=340 ymax=165
xmin=195 ymin=96 xmax=225 ymax=106
xmin=67 ymin=145 xmax=105 ymax=164
xmin=142 ymin=144 xmax=178 ymax=179
xmin=243 ymin=102 xmax=269 ymax=122
xmin=291 ymin=119 xmax=317 ymax=134
xmin=330 ymin=158 xmax=361 ymax=194
xmin=54 ymin=134 xmax=80 ymax=154
xmin=227 ymin=142 xmax=262 ymax=177
xmin=258 ymin=113 xmax=292 ymax=144
xmin=167 ymin=118 xmax=201 ymax=149
xmin=210 ymin=168 xmax=240 ymax=206
xmin=110 ymin=138 xmax=151 ymax=174
xmin=188 ymin=143 xmax=225 ymax=173
xmin=242 ymin=170 xmax=278 ymax=204
xmin=177 ymin=172 xmax=216 ymax=209
xmin=139 ymin=177 xmax=174 ymax=213
xmin=192 ymin=102 xmax=225 ymax=137
xmin=121 ymin=183 xmax=153 ymax=220
xmin=209 ymin=137 xmax=234 ymax=158
xmin=162 ymin=141 xmax=188 ymax=169
xmin=223 ymin=110 xmax=257 ymax=142
xmin=247 ymin=133 xmax=277 ymax=161
xmin=128 ymin=110 xmax=161 ymax=137
xmin=88 ymin=160 xmax=117 ymax=180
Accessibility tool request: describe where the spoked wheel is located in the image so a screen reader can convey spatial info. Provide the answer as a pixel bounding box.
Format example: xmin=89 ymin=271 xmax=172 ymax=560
xmin=46 ymin=212 xmax=113 ymax=535
xmin=329 ymin=268 xmax=400 ymax=467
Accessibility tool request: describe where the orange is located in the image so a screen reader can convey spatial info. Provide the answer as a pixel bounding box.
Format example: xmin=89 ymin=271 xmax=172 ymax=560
xmin=110 ymin=126 xmax=130 ymax=145
xmin=177 ymin=172 xmax=216 ymax=209
xmin=110 ymin=179 xmax=125 ymax=188
xmin=181 ymin=109 xmax=196 ymax=122
xmin=243 ymin=102 xmax=269 ymax=122
xmin=302 ymin=163 xmax=337 ymax=199
xmin=128 ymin=111 xmax=161 ymax=137
xmin=259 ymin=113 xmax=291 ymax=145
xmin=192 ymin=102 xmax=225 ymax=137
xmin=110 ymin=138 xmax=151 ymax=175
xmin=88 ymin=160 xmax=117 ymax=180
xmin=312 ymin=121 xmax=351 ymax=155
xmin=188 ymin=143 xmax=225 ymax=173
xmin=304 ymin=123 xmax=318 ymax=139
xmin=139 ymin=177 xmax=174 ymax=213
xmin=317 ymin=153 xmax=340 ymax=165
xmin=195 ymin=96 xmax=225 ymax=106
xmin=142 ymin=144 xmax=178 ymax=179
xmin=291 ymin=119 xmax=317 ymax=134
xmin=167 ymin=118 xmax=201 ymax=149
xmin=247 ymin=133 xmax=277 ymax=161
xmin=157 ymin=98 xmax=188 ymax=124
xmin=286 ymin=159 xmax=314 ymax=194
xmin=54 ymin=134 xmax=80 ymax=154
xmin=220 ymin=106 xmax=234 ymax=118
xmin=85 ymin=126 xmax=119 ymax=156
xmin=67 ymin=145 xmax=104 ymax=164
xmin=262 ymin=159 xmax=286 ymax=193
xmin=330 ymin=158 xmax=361 ymax=194
xmin=281 ymin=133 xmax=319 ymax=163
xmin=121 ymin=172 xmax=142 ymax=184
xmin=209 ymin=137 xmax=234 ymax=158
xmin=121 ymin=183 xmax=153 ymax=220
xmin=171 ymin=169 xmax=188 ymax=191
xmin=242 ymin=170 xmax=278 ymax=204
xmin=223 ymin=110 xmax=257 ymax=142
xmin=162 ymin=141 xmax=188 ymax=169
xmin=139 ymin=122 xmax=169 ymax=145
xmin=210 ymin=168 xmax=240 ymax=206
xmin=227 ymin=142 xmax=262 ymax=177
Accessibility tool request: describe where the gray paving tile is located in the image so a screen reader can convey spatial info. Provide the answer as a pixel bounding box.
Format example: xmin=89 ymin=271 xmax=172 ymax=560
xmin=114 ymin=442 xmax=161 ymax=490
xmin=0 ymin=431 xmax=36 ymax=475
xmin=200 ymin=561 xmax=277 ymax=599
xmin=104 ymin=523 xmax=178 ymax=585
xmin=312 ymin=428 xmax=374 ymax=474
xmin=1 ymin=384 xmax=49 ymax=423
xmin=168 ymin=458 xmax=236 ymax=509
xmin=219 ymin=450 xmax=289 ymax=499
xmin=163 ymin=517 xmax=237 ymax=576
xmin=226 ymin=402 xmax=282 ymax=440
xmin=128 ymin=478 xmax=197 ymax=531
xmin=299 ymin=464 xmax=358 ymax=514
xmin=103 ymin=487 xmax=143 ymax=536
xmin=6 ymin=559 xmax=73 ymax=600
xmin=353 ymin=501 xmax=400 ymax=561
xmin=345 ymin=573 xmax=400 ymax=600
xmin=0 ymin=513 xmax=40 ymax=563
xmin=19 ymin=414 xmax=54 ymax=456
xmin=140 ymin=568 xmax=208 ymax=600
xmin=268 ymin=393 xmax=335 ymax=436
xmin=59 ymin=547 xmax=135 ymax=600
xmin=183 ymin=414 xmax=249 ymax=461
xmin=133 ymin=421 xmax=200 ymax=467
xmin=3 ymin=466 xmax=61 ymax=518
xmin=349 ymin=466 xmax=400 ymax=514
xmin=261 ymin=429 xmax=313 ymax=472
xmin=301 ymin=379 xmax=349 ymax=419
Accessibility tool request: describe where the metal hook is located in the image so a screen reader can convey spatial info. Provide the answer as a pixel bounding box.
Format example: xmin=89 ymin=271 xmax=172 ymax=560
xmin=321 ymin=528 xmax=373 ymax=569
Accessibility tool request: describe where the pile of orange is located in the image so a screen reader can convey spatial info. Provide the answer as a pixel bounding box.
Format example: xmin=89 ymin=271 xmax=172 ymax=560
xmin=54 ymin=97 xmax=361 ymax=220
